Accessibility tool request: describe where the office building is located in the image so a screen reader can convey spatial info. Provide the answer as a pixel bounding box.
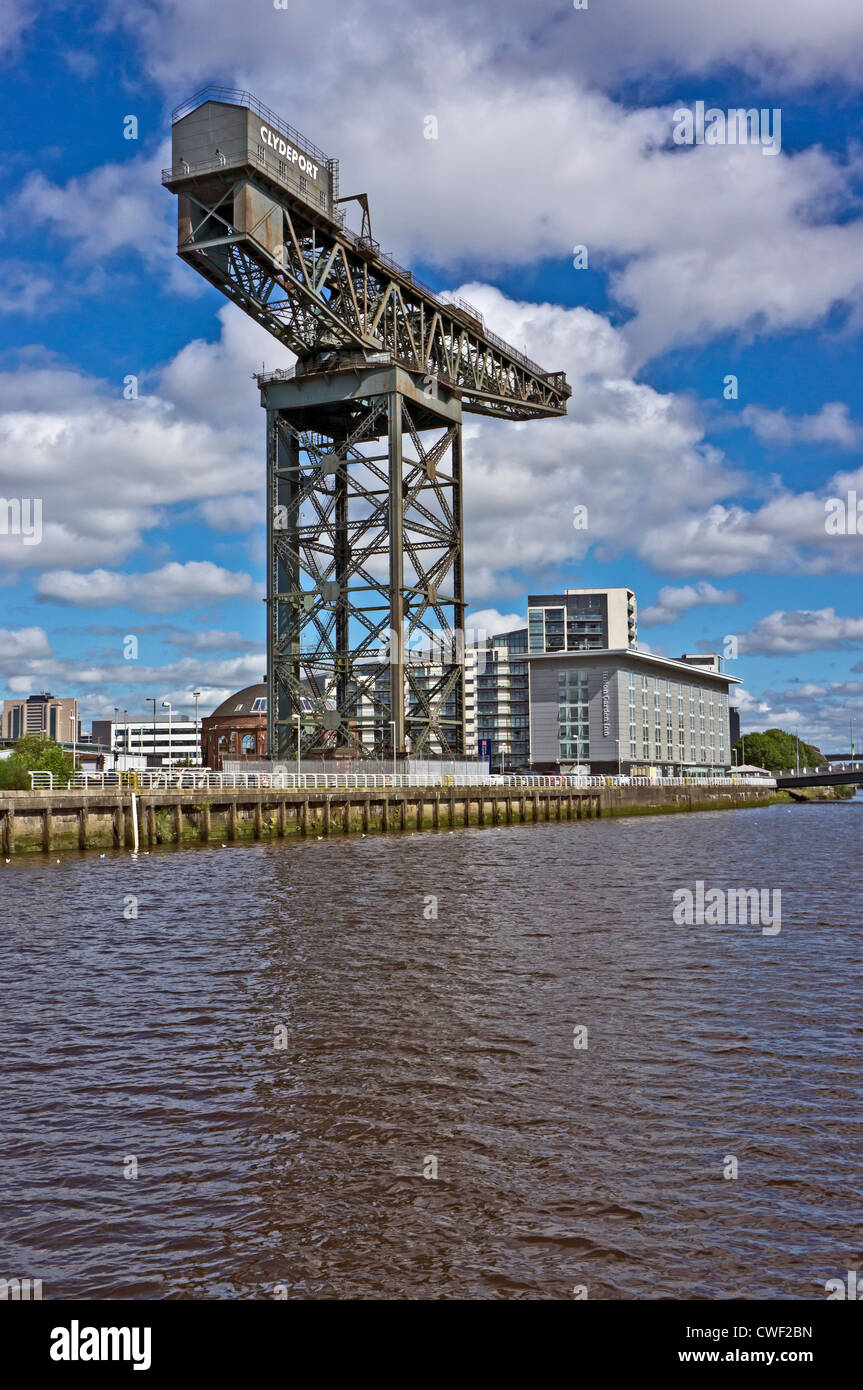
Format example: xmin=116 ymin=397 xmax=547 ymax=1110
xmin=471 ymin=627 xmax=530 ymax=769
xmin=467 ymin=589 xmax=637 ymax=770
xmin=2 ymin=692 xmax=79 ymax=743
xmin=528 ymin=648 xmax=740 ymax=775
xmin=91 ymin=713 xmax=202 ymax=768
xmin=527 ymin=588 xmax=637 ymax=654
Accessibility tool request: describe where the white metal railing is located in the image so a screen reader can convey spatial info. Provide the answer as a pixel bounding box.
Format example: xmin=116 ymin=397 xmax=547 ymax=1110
xmin=28 ymin=770 xmax=54 ymax=790
xmin=55 ymin=770 xmax=776 ymax=794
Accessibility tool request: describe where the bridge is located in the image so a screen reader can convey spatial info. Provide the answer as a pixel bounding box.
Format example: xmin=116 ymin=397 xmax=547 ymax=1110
xmin=774 ymin=768 xmax=863 ymax=789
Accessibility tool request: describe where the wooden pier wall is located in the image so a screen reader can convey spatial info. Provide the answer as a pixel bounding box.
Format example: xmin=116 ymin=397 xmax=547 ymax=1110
xmin=0 ymin=784 xmax=776 ymax=856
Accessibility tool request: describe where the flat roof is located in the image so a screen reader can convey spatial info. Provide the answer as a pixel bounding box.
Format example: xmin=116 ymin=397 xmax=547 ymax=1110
xmin=525 ymin=646 xmax=741 ymax=686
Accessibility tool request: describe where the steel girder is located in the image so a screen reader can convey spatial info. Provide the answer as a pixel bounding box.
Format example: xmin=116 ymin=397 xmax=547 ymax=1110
xmin=264 ymin=363 xmax=465 ymax=760
xmin=166 ymin=165 xmax=571 ymax=421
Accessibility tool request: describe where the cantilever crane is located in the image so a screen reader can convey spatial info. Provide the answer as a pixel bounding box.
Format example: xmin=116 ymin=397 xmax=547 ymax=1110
xmin=163 ymin=87 xmax=570 ymax=760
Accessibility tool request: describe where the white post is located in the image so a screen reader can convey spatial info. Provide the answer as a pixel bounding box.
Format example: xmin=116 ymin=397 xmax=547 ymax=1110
xmin=193 ymin=689 xmax=201 ymax=767
xmin=162 ymin=701 xmax=173 ymax=773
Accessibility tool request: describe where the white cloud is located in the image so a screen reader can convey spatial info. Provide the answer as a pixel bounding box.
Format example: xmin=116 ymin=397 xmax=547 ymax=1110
xmin=0 ymin=309 xmax=290 ymax=573
xmin=3 ymin=280 xmax=862 ymax=611
xmin=641 ymin=582 xmax=742 ymax=627
xmin=463 ymin=608 xmax=525 ymax=640
xmin=76 ymin=0 xmax=863 ymax=367
xmin=163 ymin=628 xmax=262 ymax=652
xmin=0 ymin=263 xmax=55 ymax=316
xmin=736 ymin=607 xmax=863 ymax=654
xmin=35 ymin=561 xmax=258 ymax=613
xmin=196 ymin=495 xmax=262 ymax=534
xmin=110 ymin=0 xmax=863 ymax=101
xmin=16 ymin=147 xmax=182 ymax=280
xmin=0 ymin=625 xmax=52 ymax=661
xmin=743 ymin=401 xmax=861 ymax=449
xmin=0 ymin=0 xmax=35 ymax=59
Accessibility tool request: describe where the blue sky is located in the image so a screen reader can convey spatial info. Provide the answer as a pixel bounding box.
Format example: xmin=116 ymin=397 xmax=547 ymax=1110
xmin=2 ymin=0 xmax=863 ymax=750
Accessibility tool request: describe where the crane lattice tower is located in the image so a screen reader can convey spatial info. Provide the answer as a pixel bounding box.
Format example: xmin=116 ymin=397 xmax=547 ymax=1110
xmin=163 ymin=88 xmax=571 ymax=760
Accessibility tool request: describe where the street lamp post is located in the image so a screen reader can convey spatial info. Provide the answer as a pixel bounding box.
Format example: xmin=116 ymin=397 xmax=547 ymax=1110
xmin=193 ymin=690 xmax=201 ymax=767
xmin=389 ymin=719 xmax=397 ymax=769
xmin=113 ymin=706 xmax=122 ymax=771
xmin=162 ymin=701 xmax=173 ymax=772
xmin=146 ymin=698 xmax=158 ymax=769
xmin=295 ymin=713 xmax=301 ymax=778
xmin=70 ymin=711 xmax=76 ymax=772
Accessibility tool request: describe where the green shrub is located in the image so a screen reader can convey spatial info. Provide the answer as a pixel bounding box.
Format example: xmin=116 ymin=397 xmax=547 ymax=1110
xmin=0 ymin=735 xmax=75 ymax=787
xmin=0 ymin=757 xmax=30 ymax=790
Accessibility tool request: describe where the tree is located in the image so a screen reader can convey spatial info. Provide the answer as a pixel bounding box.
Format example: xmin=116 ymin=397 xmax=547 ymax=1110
xmin=734 ymin=728 xmax=825 ymax=772
xmin=0 ymin=735 xmax=75 ymax=789
xmin=0 ymin=758 xmax=30 ymax=790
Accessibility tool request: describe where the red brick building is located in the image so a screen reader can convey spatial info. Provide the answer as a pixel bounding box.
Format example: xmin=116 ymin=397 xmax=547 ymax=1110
xmin=201 ymin=683 xmax=267 ymax=770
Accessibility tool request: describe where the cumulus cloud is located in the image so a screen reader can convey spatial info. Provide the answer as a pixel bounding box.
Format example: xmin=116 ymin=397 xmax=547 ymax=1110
xmin=3 ymin=652 xmax=267 ymax=723
xmin=35 ymin=561 xmax=258 ymax=613
xmin=0 ymin=625 xmax=52 ymax=661
xmin=71 ymin=0 xmax=863 ymax=366
xmin=6 ymin=2 xmax=859 ymax=366
xmin=462 ymin=608 xmax=525 ymax=640
xmin=15 ymin=147 xmax=187 ymax=288
xmin=736 ymin=607 xmax=863 ymax=654
xmin=743 ymin=401 xmax=861 ymax=449
xmin=0 ymin=309 xmax=290 ymax=573
xmin=641 ymin=582 xmax=742 ymax=627
xmin=0 ymin=0 xmax=35 ymax=59
xmin=450 ymin=284 xmax=746 ymax=594
xmin=738 ymin=675 xmax=863 ymax=749
xmin=163 ymin=627 xmax=262 ymax=652
xmin=196 ymin=495 xmax=263 ymax=534
xmin=110 ymin=0 xmax=863 ymax=102
xmin=0 ymin=263 xmax=55 ymax=316
xmin=3 ymin=279 xmax=862 ymax=616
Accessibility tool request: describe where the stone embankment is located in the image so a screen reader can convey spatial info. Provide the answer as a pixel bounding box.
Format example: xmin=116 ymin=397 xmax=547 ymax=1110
xmin=0 ymin=783 xmax=776 ymax=856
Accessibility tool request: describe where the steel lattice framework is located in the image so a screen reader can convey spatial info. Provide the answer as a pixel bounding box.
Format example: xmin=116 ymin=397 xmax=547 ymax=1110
xmin=264 ymin=362 xmax=464 ymax=757
xmin=163 ymin=88 xmax=571 ymax=758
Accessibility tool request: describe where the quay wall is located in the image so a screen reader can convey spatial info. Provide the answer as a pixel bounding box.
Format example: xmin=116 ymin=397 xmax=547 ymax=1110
xmin=0 ymin=784 xmax=776 ymax=856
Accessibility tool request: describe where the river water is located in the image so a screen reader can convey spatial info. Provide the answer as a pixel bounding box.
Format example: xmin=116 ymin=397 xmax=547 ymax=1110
xmin=1 ymin=799 xmax=861 ymax=1300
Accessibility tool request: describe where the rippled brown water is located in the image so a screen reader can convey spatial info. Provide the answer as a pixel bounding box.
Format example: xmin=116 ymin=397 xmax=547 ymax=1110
xmin=1 ymin=800 xmax=861 ymax=1299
